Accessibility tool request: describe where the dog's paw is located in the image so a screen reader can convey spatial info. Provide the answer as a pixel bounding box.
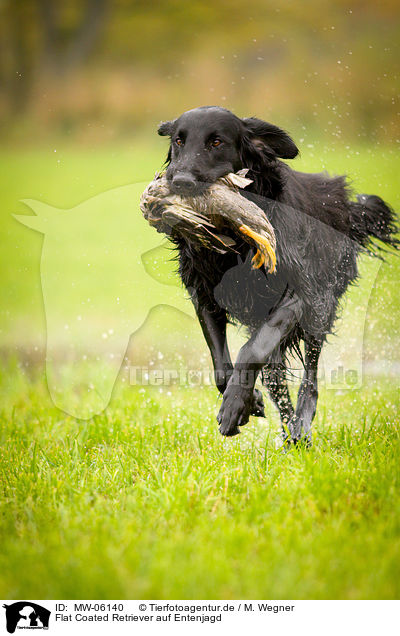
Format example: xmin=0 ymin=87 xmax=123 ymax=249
xmin=287 ymin=415 xmax=312 ymax=448
xmin=250 ymin=388 xmax=265 ymax=418
xmin=217 ymin=385 xmax=252 ymax=436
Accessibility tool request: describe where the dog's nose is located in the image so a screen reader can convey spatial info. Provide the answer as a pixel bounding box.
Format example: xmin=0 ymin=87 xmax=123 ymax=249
xmin=171 ymin=174 xmax=197 ymax=194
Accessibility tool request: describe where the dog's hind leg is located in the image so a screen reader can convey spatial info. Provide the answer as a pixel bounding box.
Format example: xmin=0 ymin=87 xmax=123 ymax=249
xmin=288 ymin=336 xmax=322 ymax=445
xmin=262 ymin=359 xmax=294 ymax=441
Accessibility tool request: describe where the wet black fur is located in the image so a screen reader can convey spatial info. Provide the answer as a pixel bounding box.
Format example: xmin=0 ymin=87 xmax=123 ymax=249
xmin=157 ymin=106 xmax=398 ymax=441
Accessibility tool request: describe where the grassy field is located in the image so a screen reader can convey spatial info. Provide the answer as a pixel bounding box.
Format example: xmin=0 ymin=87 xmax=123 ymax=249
xmin=0 ymin=370 xmax=399 ymax=599
xmin=0 ymin=141 xmax=399 ymax=599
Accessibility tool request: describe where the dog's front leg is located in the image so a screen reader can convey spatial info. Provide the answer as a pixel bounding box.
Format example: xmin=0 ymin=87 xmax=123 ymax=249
xmin=196 ymin=304 xmax=265 ymax=417
xmin=217 ymin=291 xmax=303 ymax=436
xmin=195 ymin=305 xmax=233 ymax=394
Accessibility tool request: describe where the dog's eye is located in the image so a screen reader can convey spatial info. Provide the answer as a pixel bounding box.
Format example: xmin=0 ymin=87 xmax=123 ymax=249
xmin=175 ymin=137 xmax=183 ymax=146
xmin=211 ymin=138 xmax=222 ymax=147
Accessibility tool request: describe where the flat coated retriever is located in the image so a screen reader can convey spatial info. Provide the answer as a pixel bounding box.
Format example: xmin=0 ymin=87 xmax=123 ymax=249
xmin=157 ymin=106 xmax=398 ymax=442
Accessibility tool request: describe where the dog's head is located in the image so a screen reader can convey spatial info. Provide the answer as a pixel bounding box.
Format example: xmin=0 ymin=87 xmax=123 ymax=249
xmin=158 ymin=106 xmax=298 ymax=195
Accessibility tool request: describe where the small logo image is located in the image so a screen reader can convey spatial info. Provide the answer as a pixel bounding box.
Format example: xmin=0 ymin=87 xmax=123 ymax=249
xmin=2 ymin=602 xmax=51 ymax=634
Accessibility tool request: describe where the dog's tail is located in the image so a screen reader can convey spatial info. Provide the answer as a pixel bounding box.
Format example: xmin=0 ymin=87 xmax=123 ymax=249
xmin=349 ymin=194 xmax=399 ymax=255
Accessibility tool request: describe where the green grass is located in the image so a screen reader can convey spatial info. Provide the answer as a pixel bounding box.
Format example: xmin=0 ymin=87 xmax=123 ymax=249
xmin=0 ymin=367 xmax=399 ymax=599
xmin=0 ymin=141 xmax=399 ymax=599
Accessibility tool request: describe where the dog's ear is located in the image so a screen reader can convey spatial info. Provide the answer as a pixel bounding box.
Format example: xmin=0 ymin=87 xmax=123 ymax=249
xmin=158 ymin=120 xmax=176 ymax=137
xmin=242 ymin=117 xmax=298 ymax=159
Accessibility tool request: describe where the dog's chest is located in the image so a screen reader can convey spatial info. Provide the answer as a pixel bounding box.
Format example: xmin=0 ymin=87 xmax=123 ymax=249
xmin=178 ymin=243 xmax=286 ymax=328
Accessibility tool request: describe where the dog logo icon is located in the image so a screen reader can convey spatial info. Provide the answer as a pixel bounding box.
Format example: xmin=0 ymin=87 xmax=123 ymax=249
xmin=14 ymin=182 xmax=194 ymax=418
xmin=3 ymin=602 xmax=51 ymax=633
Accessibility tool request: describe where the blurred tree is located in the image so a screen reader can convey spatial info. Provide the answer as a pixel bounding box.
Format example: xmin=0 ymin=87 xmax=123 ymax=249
xmin=3 ymin=0 xmax=35 ymax=113
xmin=37 ymin=0 xmax=108 ymax=73
xmin=1 ymin=0 xmax=108 ymax=112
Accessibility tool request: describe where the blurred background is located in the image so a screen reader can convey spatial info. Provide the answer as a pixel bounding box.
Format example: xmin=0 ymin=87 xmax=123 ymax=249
xmin=0 ymin=0 xmax=399 ymax=400
xmin=0 ymin=0 xmax=399 ymax=145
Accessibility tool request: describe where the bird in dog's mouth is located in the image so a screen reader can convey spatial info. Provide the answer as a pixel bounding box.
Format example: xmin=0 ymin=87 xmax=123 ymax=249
xmin=140 ymin=169 xmax=277 ymax=273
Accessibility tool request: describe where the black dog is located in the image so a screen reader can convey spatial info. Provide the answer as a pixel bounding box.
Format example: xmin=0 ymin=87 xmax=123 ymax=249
xmin=158 ymin=106 xmax=398 ymax=442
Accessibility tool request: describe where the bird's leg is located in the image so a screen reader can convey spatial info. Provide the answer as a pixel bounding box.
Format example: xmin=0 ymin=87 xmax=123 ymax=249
xmin=238 ymin=224 xmax=276 ymax=272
